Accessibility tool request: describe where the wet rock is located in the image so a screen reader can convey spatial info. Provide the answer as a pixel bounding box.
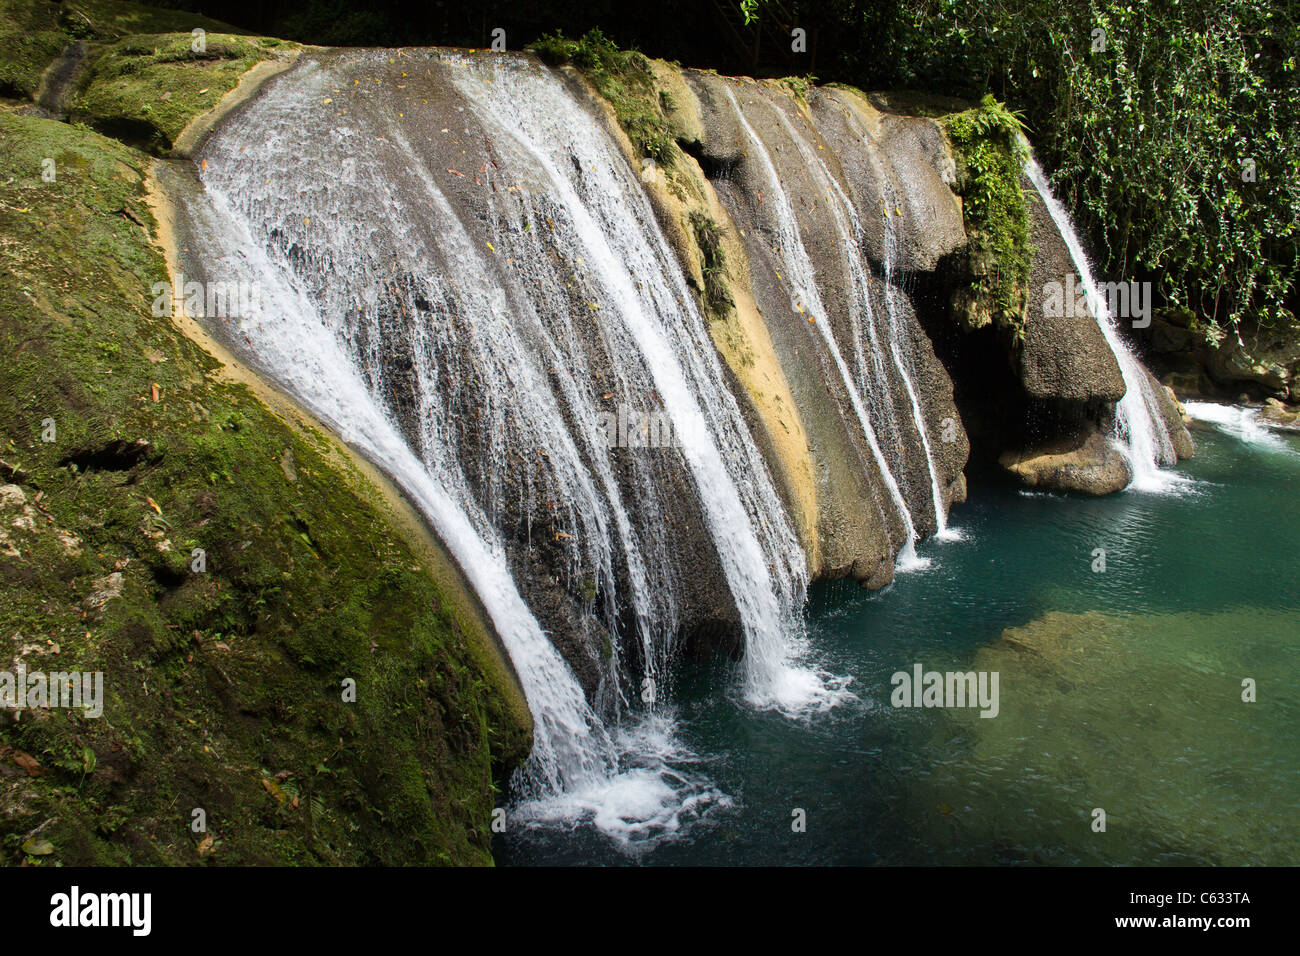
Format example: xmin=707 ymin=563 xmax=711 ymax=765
xmin=1019 ymin=182 xmax=1125 ymax=404
xmin=1203 ymin=334 xmax=1292 ymax=396
xmin=1259 ymin=399 xmax=1300 ymax=428
xmin=999 ymin=429 xmax=1131 ymax=495
xmin=813 ymin=88 xmax=967 ymax=273
xmin=684 ymin=71 xmax=968 ymax=580
xmin=1145 ymin=366 xmax=1195 ymax=459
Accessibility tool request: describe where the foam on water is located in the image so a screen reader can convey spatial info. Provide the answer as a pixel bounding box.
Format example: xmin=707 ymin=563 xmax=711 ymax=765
xmin=1184 ymin=401 xmax=1293 ymax=451
xmin=513 ymin=711 xmax=733 ymax=850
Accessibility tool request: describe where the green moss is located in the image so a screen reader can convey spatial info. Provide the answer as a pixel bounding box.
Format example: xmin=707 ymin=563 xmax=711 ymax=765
xmin=0 ymin=0 xmax=247 ymax=100
xmin=689 ymin=211 xmax=734 ymax=320
xmin=942 ymin=95 xmax=1034 ymax=339
xmin=0 ymin=112 xmax=530 ymax=866
xmin=68 ymin=32 xmax=287 ymax=154
xmin=0 ymin=0 xmax=70 ymax=98
xmin=776 ymin=75 xmax=816 ymax=103
xmin=529 ymin=29 xmax=677 ymax=167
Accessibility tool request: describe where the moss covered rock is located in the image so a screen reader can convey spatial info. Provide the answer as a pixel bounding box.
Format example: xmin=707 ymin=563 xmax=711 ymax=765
xmin=940 ymin=96 xmax=1034 ymax=340
xmin=67 ymin=31 xmax=293 ymax=153
xmin=0 ymin=107 xmax=529 ymax=866
xmin=1 ymin=0 xmax=251 ymax=103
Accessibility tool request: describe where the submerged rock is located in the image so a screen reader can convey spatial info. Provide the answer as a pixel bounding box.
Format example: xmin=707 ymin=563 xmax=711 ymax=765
xmin=922 ymin=607 xmax=1300 ymax=865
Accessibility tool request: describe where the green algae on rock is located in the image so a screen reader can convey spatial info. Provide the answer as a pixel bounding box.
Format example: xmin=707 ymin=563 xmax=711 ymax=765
xmin=0 ymin=111 xmax=530 ymax=866
xmin=940 ymin=96 xmax=1034 ymax=341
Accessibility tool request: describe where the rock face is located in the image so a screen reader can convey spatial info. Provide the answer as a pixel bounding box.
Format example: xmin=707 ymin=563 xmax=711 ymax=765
xmin=816 ymin=90 xmax=968 ymax=275
xmin=1138 ymin=309 xmax=1300 ymax=403
xmin=1019 ymin=183 xmax=1126 ymax=406
xmin=999 ymin=430 xmax=1131 ymax=496
xmin=180 ymin=48 xmax=790 ymax=704
xmin=680 ymin=72 xmax=969 ymax=586
xmin=978 ymin=180 xmax=1133 ymax=495
xmin=1146 ymin=367 xmax=1197 ymax=460
xmin=934 ymin=169 xmax=1193 ymax=494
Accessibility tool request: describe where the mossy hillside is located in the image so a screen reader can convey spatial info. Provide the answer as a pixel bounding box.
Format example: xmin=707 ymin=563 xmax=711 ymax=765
xmin=0 ymin=0 xmax=247 ymax=101
xmin=68 ymin=31 xmax=294 ymax=154
xmin=942 ymin=95 xmax=1034 ymax=341
xmin=0 ymin=112 xmax=530 ymax=866
xmin=0 ymin=0 xmax=78 ymax=99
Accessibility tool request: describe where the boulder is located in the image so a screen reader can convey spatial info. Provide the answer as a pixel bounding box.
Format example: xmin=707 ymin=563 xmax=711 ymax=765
xmin=1259 ymin=399 xmax=1300 ymax=428
xmin=999 ymin=429 xmax=1131 ymax=495
xmin=1018 ymin=180 xmax=1126 ymax=404
xmin=1144 ymin=366 xmax=1196 ymax=459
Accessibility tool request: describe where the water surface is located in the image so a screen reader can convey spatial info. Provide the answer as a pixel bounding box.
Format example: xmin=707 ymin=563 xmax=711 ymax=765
xmin=498 ymin=418 xmax=1299 ymax=865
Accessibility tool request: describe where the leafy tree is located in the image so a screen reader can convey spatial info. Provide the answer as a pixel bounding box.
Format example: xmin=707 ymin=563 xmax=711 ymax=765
xmin=745 ymin=0 xmax=1300 ymax=342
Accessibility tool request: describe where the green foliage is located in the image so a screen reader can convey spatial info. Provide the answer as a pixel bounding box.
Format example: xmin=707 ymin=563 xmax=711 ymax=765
xmin=529 ymin=29 xmax=676 ymax=166
xmin=742 ymin=0 xmax=1300 ymax=343
xmin=689 ymin=211 xmax=735 ymax=319
xmin=778 ymin=74 xmax=817 ymax=102
xmin=962 ymin=93 xmax=1029 ymax=142
xmin=943 ymin=96 xmax=1034 ymax=335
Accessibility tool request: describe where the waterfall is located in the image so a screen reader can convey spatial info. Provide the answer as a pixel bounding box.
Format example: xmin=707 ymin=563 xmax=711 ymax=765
xmin=1024 ymin=158 xmax=1178 ymax=489
xmin=721 ymin=84 xmax=929 ymax=566
xmin=763 ymin=96 xmax=953 ymax=539
xmin=439 ymin=55 xmax=845 ymax=718
xmin=170 ymin=49 xmax=847 ymax=844
xmin=171 ymin=179 xmax=624 ymax=802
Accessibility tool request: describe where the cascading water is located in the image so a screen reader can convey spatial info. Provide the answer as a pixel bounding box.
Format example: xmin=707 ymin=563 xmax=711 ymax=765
xmin=880 ymin=203 xmax=959 ymax=540
xmin=721 ymin=84 xmax=928 ymax=566
xmin=1024 ymin=158 xmax=1179 ymax=489
xmin=171 ymin=178 xmax=627 ymax=807
xmin=168 ymin=49 xmax=847 ymax=844
xmin=763 ymin=96 xmax=954 ymax=540
xmin=440 ymin=56 xmax=845 ymax=718
xmin=1184 ymin=401 xmax=1292 ymax=451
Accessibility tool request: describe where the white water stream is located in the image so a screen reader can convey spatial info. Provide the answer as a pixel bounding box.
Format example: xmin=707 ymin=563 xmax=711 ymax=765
xmin=1024 ymin=158 xmax=1179 ymax=490
xmin=176 ymin=51 xmax=850 ymax=847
